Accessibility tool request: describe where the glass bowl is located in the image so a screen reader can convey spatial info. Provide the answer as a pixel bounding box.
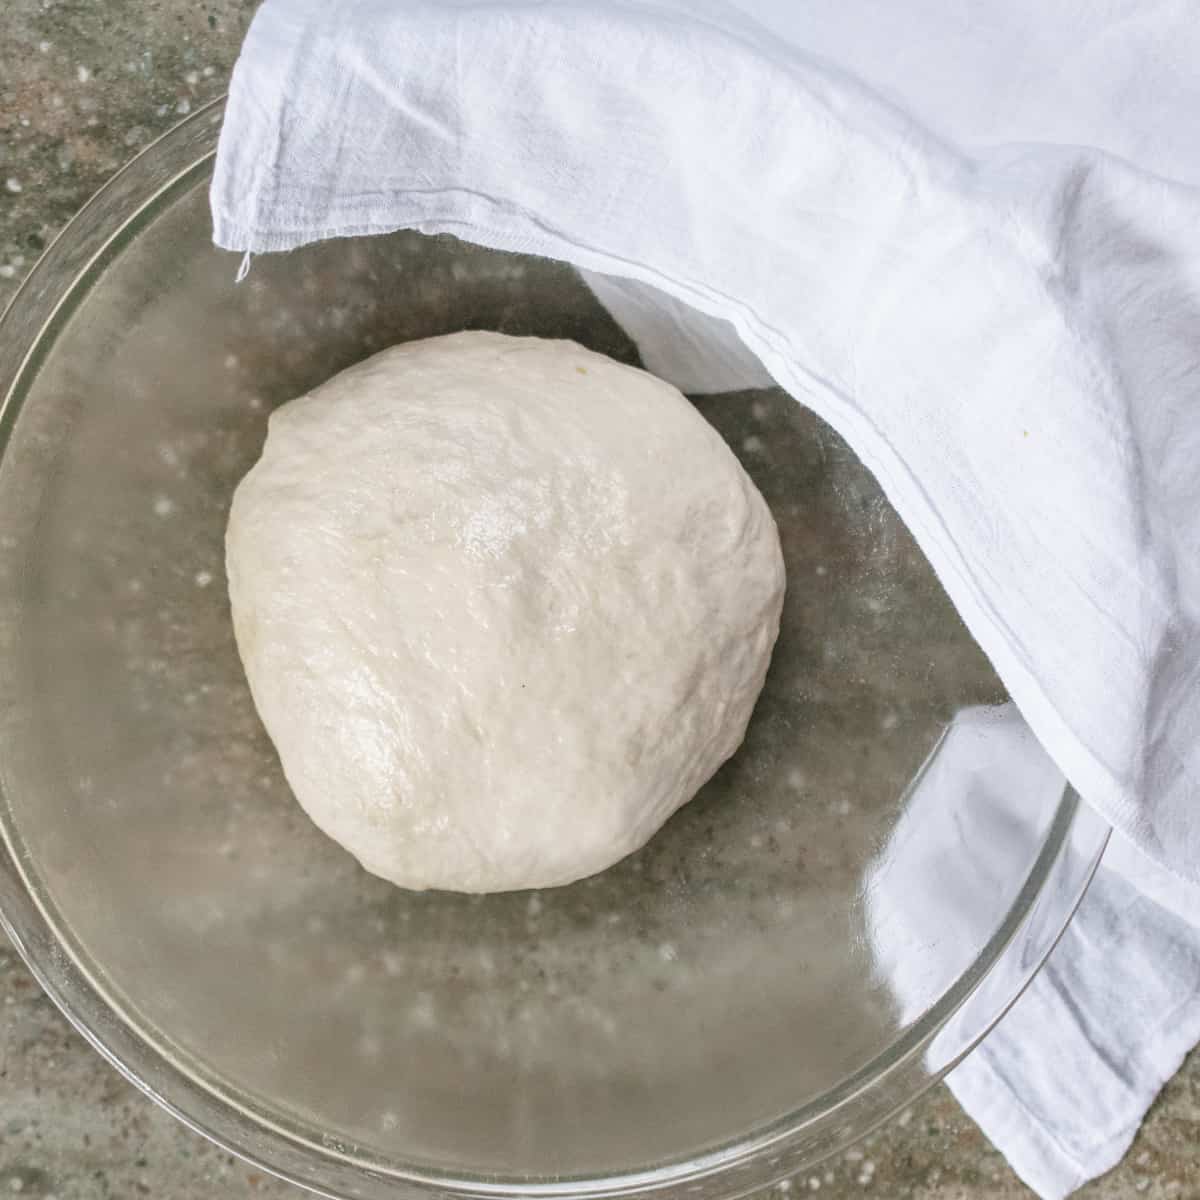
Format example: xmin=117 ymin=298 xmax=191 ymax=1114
xmin=0 ymin=100 xmax=1108 ymax=1200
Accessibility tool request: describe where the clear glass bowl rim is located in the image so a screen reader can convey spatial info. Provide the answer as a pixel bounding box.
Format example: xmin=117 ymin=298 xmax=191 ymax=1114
xmin=0 ymin=99 xmax=1111 ymax=1200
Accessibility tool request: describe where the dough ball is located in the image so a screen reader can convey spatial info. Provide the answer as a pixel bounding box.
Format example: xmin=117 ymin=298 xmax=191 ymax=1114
xmin=227 ymin=332 xmax=785 ymax=892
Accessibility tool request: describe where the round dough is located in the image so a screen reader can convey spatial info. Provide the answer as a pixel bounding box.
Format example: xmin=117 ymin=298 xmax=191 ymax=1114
xmin=227 ymin=332 xmax=785 ymax=892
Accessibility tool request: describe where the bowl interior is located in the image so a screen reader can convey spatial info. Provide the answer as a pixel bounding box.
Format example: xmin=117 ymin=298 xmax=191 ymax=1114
xmin=0 ymin=151 xmax=1062 ymax=1184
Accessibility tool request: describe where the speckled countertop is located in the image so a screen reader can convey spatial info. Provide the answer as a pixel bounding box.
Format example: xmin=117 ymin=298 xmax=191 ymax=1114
xmin=0 ymin=3 xmax=1197 ymax=1198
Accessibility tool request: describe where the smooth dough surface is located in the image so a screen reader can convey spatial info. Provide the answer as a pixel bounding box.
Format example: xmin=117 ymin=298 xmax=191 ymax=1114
xmin=227 ymin=332 xmax=785 ymax=892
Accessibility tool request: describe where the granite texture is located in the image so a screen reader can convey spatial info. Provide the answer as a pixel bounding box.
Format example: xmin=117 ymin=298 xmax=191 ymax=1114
xmin=0 ymin=2 xmax=1197 ymax=1198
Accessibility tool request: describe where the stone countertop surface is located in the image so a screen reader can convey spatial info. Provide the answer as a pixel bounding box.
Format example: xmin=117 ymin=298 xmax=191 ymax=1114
xmin=0 ymin=2 xmax=1197 ymax=1198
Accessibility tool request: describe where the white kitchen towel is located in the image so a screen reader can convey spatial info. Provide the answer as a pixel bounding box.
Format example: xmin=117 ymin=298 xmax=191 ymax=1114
xmin=209 ymin=0 xmax=1200 ymax=1193
xmin=867 ymin=705 xmax=1200 ymax=1199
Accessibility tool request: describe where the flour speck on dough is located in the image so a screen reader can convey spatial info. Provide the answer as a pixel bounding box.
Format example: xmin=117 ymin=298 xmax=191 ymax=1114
xmin=226 ymin=332 xmax=785 ymax=892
